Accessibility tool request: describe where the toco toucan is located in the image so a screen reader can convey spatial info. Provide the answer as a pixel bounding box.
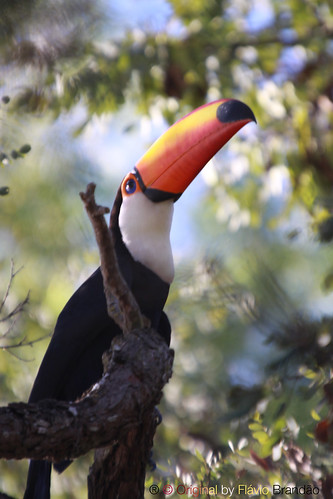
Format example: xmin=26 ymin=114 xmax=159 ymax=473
xmin=24 ymin=99 xmax=256 ymax=498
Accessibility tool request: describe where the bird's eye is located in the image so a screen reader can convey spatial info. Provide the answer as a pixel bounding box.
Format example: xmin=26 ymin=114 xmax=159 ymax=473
xmin=125 ymin=178 xmax=137 ymax=194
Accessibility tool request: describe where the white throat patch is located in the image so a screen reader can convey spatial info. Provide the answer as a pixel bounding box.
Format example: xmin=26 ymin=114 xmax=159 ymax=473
xmin=118 ymin=192 xmax=175 ymax=284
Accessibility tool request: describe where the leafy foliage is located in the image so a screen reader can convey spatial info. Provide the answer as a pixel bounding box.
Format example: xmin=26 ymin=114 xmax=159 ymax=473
xmin=1 ymin=0 xmax=333 ymax=497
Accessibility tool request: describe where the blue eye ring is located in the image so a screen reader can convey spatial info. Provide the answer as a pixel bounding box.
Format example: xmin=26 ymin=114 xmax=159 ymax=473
xmin=125 ymin=178 xmax=137 ymax=194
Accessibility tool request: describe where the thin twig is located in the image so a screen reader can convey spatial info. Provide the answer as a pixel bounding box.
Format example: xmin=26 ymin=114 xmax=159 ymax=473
xmin=0 ymin=332 xmax=50 ymax=361
xmin=0 ymin=260 xmax=23 ymax=314
xmin=0 ymin=332 xmax=50 ymax=351
xmin=0 ymin=291 xmax=30 ymax=323
xmin=0 ymin=262 xmax=47 ymax=357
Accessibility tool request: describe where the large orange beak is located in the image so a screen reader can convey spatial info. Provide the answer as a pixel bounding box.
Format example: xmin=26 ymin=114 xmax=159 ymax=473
xmin=133 ymin=99 xmax=256 ymax=202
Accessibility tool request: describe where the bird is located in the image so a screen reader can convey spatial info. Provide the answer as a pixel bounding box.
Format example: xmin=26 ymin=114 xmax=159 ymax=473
xmin=23 ymin=98 xmax=256 ymax=498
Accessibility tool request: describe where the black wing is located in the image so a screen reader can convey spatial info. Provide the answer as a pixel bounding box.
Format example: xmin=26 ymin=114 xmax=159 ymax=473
xmin=29 ymin=268 xmax=118 ymax=402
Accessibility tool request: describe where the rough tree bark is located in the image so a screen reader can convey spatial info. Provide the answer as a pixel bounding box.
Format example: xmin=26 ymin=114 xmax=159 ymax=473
xmin=0 ymin=183 xmax=174 ymax=498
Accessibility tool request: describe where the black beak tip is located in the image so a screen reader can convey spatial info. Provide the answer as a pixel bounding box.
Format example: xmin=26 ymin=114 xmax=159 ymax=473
xmin=217 ymin=99 xmax=257 ymax=125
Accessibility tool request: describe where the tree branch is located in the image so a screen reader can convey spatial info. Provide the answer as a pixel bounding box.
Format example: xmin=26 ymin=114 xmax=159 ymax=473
xmin=79 ymin=183 xmax=149 ymax=333
xmin=0 ymin=328 xmax=173 ymax=462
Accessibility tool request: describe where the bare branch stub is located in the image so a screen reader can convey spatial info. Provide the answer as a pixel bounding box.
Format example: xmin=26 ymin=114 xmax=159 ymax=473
xmin=79 ymin=183 xmax=149 ymax=333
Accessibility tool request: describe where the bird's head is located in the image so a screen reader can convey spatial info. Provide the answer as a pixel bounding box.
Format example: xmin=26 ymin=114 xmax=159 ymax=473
xmin=118 ymin=99 xmax=256 ymax=283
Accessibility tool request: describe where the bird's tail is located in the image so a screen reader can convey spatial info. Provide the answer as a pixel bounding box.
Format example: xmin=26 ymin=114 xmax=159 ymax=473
xmin=23 ymin=460 xmax=51 ymax=499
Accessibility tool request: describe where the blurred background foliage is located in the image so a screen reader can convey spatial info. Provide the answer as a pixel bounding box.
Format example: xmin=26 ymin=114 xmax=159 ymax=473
xmin=1 ymin=0 xmax=333 ymax=497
